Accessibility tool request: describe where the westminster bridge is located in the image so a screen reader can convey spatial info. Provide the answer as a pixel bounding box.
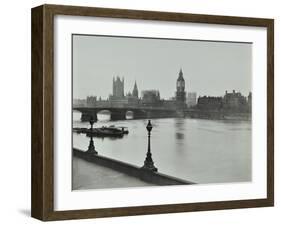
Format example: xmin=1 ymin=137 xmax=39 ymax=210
xmin=73 ymin=104 xmax=185 ymax=121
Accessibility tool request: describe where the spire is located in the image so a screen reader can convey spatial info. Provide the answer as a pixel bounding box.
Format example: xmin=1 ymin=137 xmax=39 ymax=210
xmin=177 ymin=68 xmax=184 ymax=81
xmin=178 ymin=69 xmax=184 ymax=81
xmin=132 ymin=80 xmax=139 ymax=98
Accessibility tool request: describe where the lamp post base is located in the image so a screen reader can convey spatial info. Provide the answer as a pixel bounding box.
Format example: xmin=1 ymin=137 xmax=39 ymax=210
xmin=87 ymin=149 xmax=98 ymax=155
xmin=141 ymin=160 xmax=158 ymax=172
xmin=87 ymin=139 xmax=98 ymax=154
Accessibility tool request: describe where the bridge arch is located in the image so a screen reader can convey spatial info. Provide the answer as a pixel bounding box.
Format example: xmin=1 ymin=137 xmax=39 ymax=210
xmin=125 ymin=110 xmax=134 ymax=120
xmin=97 ymin=110 xmax=111 ymax=121
xmin=73 ymin=110 xmax=82 ymax=122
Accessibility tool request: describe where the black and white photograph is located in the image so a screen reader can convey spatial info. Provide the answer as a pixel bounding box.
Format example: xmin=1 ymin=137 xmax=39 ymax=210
xmin=72 ymin=34 xmax=252 ymax=190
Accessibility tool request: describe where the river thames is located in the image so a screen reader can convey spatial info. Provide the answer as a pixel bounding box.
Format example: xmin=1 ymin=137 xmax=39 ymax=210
xmin=73 ymin=112 xmax=251 ymax=184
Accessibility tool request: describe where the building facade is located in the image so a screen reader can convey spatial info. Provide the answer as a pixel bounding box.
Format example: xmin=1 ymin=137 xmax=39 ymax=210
xmin=107 ymin=77 xmax=140 ymax=106
xmin=112 ymin=76 xmax=124 ymax=99
xmin=197 ymin=90 xmax=251 ymax=112
xmin=187 ymin=92 xmax=197 ymax=107
xmin=141 ymin=90 xmax=161 ymax=106
xmin=86 ymin=96 xmax=97 ymax=106
xmin=222 ymin=90 xmax=248 ymax=112
xmin=197 ymin=96 xmax=223 ymax=110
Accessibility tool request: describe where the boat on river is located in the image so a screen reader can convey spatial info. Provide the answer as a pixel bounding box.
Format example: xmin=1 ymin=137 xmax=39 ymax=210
xmin=73 ymin=125 xmax=129 ymax=138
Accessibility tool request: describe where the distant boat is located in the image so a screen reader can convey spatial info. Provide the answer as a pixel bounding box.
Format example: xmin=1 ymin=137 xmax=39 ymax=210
xmin=73 ymin=125 xmax=129 ymax=137
xmin=108 ymin=125 xmax=129 ymax=134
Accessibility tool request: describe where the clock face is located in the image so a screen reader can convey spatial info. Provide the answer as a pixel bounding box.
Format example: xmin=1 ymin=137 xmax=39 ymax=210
xmin=177 ymin=81 xmax=184 ymax=88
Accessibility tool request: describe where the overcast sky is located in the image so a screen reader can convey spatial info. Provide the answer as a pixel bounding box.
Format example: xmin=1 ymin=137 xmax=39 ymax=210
xmin=73 ymin=35 xmax=252 ymax=99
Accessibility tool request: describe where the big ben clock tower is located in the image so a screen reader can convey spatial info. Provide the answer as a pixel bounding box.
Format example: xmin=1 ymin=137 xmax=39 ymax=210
xmin=176 ymin=68 xmax=186 ymax=104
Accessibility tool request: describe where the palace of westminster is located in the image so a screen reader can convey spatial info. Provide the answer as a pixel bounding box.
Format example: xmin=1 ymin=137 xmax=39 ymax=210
xmin=79 ymin=69 xmax=252 ymax=112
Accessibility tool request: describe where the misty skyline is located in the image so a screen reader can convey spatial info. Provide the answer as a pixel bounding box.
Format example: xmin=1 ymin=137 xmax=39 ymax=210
xmin=73 ymin=35 xmax=252 ymax=100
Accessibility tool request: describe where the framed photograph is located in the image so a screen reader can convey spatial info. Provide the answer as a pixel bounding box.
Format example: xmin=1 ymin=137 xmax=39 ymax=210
xmin=31 ymin=4 xmax=274 ymax=221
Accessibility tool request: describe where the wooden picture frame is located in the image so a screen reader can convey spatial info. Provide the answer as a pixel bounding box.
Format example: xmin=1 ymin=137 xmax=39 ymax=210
xmin=31 ymin=4 xmax=274 ymax=221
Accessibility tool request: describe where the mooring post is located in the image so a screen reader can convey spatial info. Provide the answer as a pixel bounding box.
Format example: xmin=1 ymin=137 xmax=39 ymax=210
xmin=87 ymin=117 xmax=98 ymax=154
xmin=142 ymin=120 xmax=157 ymax=172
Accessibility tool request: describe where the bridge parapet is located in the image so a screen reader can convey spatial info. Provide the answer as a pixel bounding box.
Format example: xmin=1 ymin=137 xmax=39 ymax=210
xmin=73 ymin=105 xmax=180 ymax=111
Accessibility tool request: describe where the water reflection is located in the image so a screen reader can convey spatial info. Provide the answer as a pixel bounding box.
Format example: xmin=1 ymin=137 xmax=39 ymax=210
xmin=174 ymin=118 xmax=185 ymax=140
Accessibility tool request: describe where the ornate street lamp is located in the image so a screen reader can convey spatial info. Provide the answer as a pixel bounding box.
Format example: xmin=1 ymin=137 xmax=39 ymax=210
xmin=87 ymin=116 xmax=97 ymax=154
xmin=89 ymin=117 xmax=95 ymax=130
xmin=142 ymin=120 xmax=157 ymax=172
